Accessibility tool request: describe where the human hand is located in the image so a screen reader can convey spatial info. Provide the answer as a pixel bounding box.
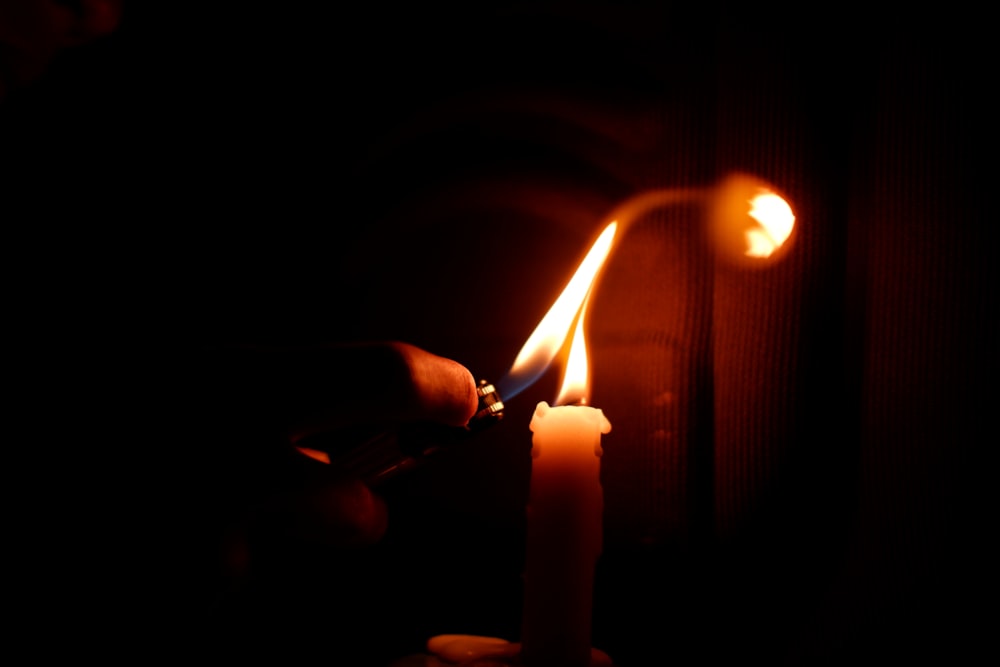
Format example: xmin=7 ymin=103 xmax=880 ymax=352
xmin=213 ymin=341 xmax=479 ymax=584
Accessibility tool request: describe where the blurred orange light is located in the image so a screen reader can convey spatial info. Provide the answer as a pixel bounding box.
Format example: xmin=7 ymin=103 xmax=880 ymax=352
xmin=745 ymin=192 xmax=795 ymax=258
xmin=711 ymin=173 xmax=796 ymax=265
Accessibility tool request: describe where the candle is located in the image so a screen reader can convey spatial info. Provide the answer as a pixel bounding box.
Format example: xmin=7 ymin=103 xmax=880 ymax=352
xmin=417 ymin=177 xmax=796 ymax=667
xmin=495 ymin=222 xmax=618 ymax=666
xmin=521 ymin=400 xmax=611 ymax=667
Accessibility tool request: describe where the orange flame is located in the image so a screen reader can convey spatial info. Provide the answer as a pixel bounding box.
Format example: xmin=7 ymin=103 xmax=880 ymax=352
xmin=557 ymin=291 xmax=592 ymax=405
xmin=506 ymin=222 xmax=618 ymax=404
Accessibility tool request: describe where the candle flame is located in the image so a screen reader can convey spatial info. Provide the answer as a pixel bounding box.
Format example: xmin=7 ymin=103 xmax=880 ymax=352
xmin=500 ymin=222 xmax=618 ymax=403
xmin=557 ymin=291 xmax=592 ymax=405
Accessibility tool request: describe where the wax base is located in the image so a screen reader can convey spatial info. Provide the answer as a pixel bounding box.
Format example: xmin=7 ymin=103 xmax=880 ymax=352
xmin=389 ymin=634 xmax=614 ymax=667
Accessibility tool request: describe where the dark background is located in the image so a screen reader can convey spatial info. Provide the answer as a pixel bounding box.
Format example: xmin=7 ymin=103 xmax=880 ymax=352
xmin=5 ymin=3 xmax=992 ymax=665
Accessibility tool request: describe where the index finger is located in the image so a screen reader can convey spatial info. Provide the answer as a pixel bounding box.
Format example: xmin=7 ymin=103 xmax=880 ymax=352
xmin=277 ymin=341 xmax=480 ymax=441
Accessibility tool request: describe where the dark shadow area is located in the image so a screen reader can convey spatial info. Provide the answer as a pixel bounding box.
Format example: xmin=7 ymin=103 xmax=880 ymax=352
xmin=6 ymin=3 xmax=990 ymax=665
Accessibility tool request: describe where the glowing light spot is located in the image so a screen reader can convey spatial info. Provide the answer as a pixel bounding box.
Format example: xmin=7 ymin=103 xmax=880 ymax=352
xmin=711 ymin=173 xmax=797 ymax=265
xmin=745 ymin=192 xmax=795 ymax=257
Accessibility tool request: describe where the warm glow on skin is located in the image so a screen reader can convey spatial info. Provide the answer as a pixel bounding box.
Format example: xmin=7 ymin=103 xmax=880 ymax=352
xmin=507 ymin=222 xmax=618 ymax=396
xmin=295 ymin=446 xmax=331 ymax=464
xmin=426 ymin=634 xmax=614 ymax=666
xmin=745 ymin=192 xmax=795 ymax=257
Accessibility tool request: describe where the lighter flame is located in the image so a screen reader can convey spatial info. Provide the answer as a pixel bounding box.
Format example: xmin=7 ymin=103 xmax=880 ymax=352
xmin=744 ymin=192 xmax=795 ymax=258
xmin=504 ymin=222 xmax=618 ymax=403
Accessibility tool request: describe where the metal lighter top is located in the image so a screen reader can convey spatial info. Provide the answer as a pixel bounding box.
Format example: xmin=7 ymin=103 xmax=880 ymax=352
xmin=470 ymin=379 xmax=505 ymax=428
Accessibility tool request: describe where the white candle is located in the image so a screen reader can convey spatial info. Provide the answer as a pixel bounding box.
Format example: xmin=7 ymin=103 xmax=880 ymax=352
xmin=521 ymin=400 xmax=611 ymax=667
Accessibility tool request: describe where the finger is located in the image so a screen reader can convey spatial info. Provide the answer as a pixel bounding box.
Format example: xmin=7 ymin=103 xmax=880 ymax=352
xmin=221 ymin=476 xmax=389 ymax=584
xmin=218 ymin=476 xmax=389 ymax=598
xmin=277 ymin=341 xmax=479 ymax=440
xmin=392 ymin=341 xmax=480 ymax=426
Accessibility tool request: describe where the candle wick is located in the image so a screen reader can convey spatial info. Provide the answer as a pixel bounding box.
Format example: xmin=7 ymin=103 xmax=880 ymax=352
xmin=556 ymin=398 xmax=588 ymax=408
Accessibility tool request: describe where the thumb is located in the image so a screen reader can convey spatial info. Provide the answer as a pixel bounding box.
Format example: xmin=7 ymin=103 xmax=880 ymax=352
xmin=220 ymin=474 xmax=389 ymax=591
xmin=252 ymin=476 xmax=389 ymax=549
xmin=274 ymin=341 xmax=480 ymax=442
